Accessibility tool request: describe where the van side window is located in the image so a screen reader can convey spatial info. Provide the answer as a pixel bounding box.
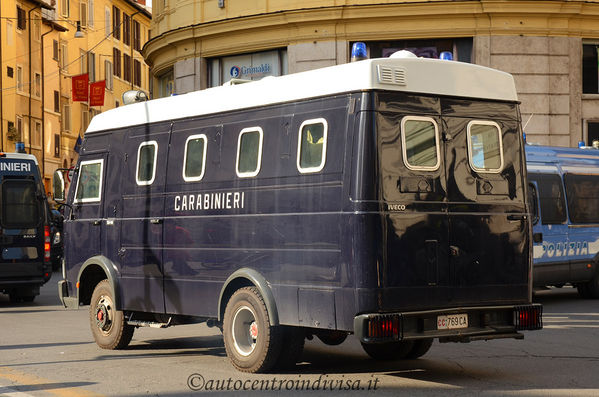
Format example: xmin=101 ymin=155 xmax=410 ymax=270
xmin=527 ymin=183 xmax=539 ymax=225
xmin=74 ymin=159 xmax=103 ymax=202
xmin=183 ymin=134 xmax=207 ymax=182
xmin=529 ymin=173 xmax=566 ymax=224
xmin=564 ymin=174 xmax=599 ymax=223
xmin=136 ymin=141 xmax=157 ymax=186
xmin=401 ymin=116 xmax=440 ymax=170
xmin=467 ymin=121 xmax=504 ymax=173
xmin=297 ymin=118 xmax=327 ymax=173
xmin=236 ymin=127 xmax=263 ymax=178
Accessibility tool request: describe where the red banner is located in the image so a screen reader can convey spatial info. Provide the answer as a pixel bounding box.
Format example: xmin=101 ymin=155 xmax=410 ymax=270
xmin=89 ymin=80 xmax=106 ymax=107
xmin=72 ymin=73 xmax=89 ymax=102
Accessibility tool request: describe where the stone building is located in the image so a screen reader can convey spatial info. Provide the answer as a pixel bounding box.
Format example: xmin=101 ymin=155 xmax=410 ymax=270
xmin=143 ymin=1 xmax=599 ymax=147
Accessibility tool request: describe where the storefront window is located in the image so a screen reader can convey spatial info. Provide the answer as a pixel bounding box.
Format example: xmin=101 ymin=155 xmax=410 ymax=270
xmin=158 ymin=69 xmax=174 ymax=98
xmin=355 ymin=38 xmax=472 ymax=62
xmin=209 ymin=49 xmax=288 ymax=87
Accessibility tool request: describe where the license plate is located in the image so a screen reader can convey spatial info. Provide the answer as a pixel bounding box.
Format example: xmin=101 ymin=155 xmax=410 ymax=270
xmin=437 ymin=313 xmax=468 ymax=330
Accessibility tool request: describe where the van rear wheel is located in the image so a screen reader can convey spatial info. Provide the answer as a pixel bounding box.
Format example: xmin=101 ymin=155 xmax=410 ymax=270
xmin=89 ymin=279 xmax=134 ymax=349
xmin=222 ymin=287 xmax=283 ymax=373
xmin=406 ymin=339 xmax=434 ymax=359
xmin=361 ymin=340 xmax=414 ymax=360
xmin=578 ymin=269 xmax=599 ymax=299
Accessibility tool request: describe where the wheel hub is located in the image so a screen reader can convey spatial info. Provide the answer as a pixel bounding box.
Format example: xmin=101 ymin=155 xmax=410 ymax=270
xmin=232 ymin=306 xmax=258 ymax=357
xmin=96 ymin=303 xmax=111 ymax=331
xmin=249 ymin=321 xmax=258 ymax=339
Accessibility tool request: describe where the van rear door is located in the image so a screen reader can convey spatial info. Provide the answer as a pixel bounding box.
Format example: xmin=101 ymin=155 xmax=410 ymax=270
xmin=443 ymin=99 xmax=529 ymax=304
xmin=377 ymin=94 xmax=530 ymax=311
xmin=0 ymin=178 xmax=44 ymax=279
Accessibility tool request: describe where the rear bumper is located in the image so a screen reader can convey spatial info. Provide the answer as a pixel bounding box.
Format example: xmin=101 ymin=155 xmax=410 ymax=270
xmin=355 ymin=304 xmax=542 ymax=344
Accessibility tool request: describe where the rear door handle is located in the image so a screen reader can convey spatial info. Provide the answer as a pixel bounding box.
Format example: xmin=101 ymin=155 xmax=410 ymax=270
xmin=93 ymin=220 xmax=102 ymax=226
xmin=507 ymin=214 xmax=527 ymax=221
xmin=150 ymin=218 xmax=162 ymax=224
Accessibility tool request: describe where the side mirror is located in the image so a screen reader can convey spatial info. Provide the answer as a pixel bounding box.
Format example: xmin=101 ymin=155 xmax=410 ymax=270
xmin=53 ymin=170 xmax=65 ymax=202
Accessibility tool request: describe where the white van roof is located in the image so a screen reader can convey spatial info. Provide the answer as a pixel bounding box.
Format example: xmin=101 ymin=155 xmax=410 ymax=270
xmin=1 ymin=152 xmax=39 ymax=164
xmin=87 ymin=56 xmax=518 ymax=134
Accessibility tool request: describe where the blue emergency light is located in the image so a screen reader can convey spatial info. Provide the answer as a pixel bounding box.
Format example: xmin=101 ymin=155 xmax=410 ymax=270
xmin=351 ymin=42 xmax=368 ymax=62
xmin=440 ymin=51 xmax=453 ymax=61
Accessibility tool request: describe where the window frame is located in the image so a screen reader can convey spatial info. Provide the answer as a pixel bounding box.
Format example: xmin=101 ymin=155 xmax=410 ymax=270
xmin=61 ymin=0 xmax=70 ymax=18
xmin=236 ymin=127 xmax=264 ymax=178
xmin=73 ymin=159 xmax=104 ymax=204
xmin=466 ymin=120 xmax=504 ymax=174
xmin=135 ymin=141 xmax=158 ymax=186
xmin=182 ymin=134 xmax=208 ymax=182
xmin=105 ymin=59 xmax=113 ymax=90
xmin=400 ymin=115 xmax=441 ymax=171
xmin=16 ymin=6 xmax=26 ymax=31
xmin=296 ymin=118 xmax=328 ymax=174
xmin=16 ymin=65 xmax=23 ymax=93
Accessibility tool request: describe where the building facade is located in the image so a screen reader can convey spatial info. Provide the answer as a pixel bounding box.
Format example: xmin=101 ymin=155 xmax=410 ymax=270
xmin=56 ymin=0 xmax=151 ymax=184
xmin=0 ymin=0 xmax=150 ymax=192
xmin=143 ymin=0 xmax=599 ymax=148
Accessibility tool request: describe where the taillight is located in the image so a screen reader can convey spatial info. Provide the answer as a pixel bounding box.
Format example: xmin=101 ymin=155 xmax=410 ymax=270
xmin=366 ymin=314 xmax=401 ymax=341
xmin=513 ymin=304 xmax=543 ymax=330
xmin=44 ymin=226 xmax=51 ymax=263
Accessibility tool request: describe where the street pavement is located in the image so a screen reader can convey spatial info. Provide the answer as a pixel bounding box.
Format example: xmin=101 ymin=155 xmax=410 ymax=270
xmin=1 ymin=271 xmax=598 ymax=396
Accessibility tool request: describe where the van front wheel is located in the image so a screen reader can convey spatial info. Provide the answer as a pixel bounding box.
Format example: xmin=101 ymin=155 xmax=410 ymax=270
xmin=223 ymin=287 xmax=282 ymax=373
xmin=89 ymin=280 xmax=134 ymax=349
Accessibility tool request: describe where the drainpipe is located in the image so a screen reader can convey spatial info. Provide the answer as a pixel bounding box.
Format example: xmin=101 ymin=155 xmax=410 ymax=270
xmin=41 ymin=25 xmax=55 ymax=182
xmin=28 ymin=5 xmax=41 ymax=154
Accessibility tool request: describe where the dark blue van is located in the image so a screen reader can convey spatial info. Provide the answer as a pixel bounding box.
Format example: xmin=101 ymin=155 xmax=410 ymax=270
xmin=54 ymin=54 xmax=542 ymax=373
xmin=526 ymin=144 xmax=599 ymax=297
xmin=1 ymin=152 xmax=52 ymax=302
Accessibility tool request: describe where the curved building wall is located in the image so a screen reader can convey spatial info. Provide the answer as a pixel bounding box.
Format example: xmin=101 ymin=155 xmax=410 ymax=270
xmin=142 ymin=1 xmax=599 ymax=147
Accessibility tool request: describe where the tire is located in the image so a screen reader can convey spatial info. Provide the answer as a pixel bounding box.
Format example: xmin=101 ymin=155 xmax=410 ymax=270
xmin=405 ymin=339 xmax=433 ymax=359
xmin=89 ymin=279 xmax=134 ymax=350
xmin=578 ymin=271 xmax=599 ymax=299
xmin=222 ymin=287 xmax=283 ymax=373
xmin=361 ymin=340 xmax=414 ymax=361
xmin=21 ymin=295 xmax=35 ymax=303
xmin=315 ymin=330 xmax=348 ymax=346
xmin=9 ymin=294 xmax=21 ymax=303
xmin=275 ymin=326 xmax=305 ymax=370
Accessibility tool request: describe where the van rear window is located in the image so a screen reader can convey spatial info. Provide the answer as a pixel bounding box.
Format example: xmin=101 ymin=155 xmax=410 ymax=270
xmin=528 ymin=173 xmax=567 ymax=224
xmin=1 ymin=180 xmax=39 ymax=229
xmin=401 ymin=116 xmax=440 ymax=171
xmin=564 ymin=174 xmax=599 ymax=223
xmin=467 ymin=121 xmax=504 ymax=173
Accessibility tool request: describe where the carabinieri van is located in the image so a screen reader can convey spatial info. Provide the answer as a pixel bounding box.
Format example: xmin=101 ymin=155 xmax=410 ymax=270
xmin=526 ymin=144 xmax=599 ymax=297
xmin=54 ymin=52 xmax=542 ymax=373
xmin=1 ymin=151 xmax=52 ymax=302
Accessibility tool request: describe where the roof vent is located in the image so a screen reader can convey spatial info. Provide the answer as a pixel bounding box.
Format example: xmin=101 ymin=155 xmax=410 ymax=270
xmin=377 ymin=65 xmax=406 ymax=86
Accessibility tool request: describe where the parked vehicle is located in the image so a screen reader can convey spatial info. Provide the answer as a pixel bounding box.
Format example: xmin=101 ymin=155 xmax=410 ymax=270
xmin=526 ymin=144 xmax=599 ymax=297
xmin=0 ymin=151 xmax=52 ymax=302
xmin=54 ymin=52 xmax=542 ymax=373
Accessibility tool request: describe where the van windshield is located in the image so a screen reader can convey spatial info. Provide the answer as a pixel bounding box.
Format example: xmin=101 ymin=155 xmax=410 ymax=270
xmin=1 ymin=180 xmax=40 ymax=229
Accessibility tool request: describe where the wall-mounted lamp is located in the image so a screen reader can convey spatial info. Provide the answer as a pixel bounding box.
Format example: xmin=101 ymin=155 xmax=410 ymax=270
xmin=74 ymin=21 xmax=84 ymax=38
xmin=218 ymin=0 xmax=225 ymax=8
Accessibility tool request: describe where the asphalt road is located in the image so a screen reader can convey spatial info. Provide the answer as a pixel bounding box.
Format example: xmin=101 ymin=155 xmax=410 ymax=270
xmin=1 ymin=271 xmax=598 ymax=397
